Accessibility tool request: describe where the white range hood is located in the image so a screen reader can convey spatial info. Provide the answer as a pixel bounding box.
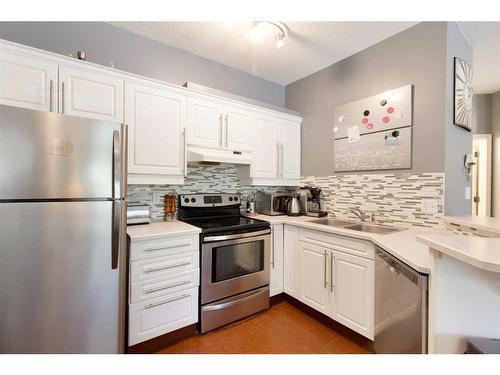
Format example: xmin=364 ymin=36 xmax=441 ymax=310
xmin=187 ymin=146 xmax=252 ymax=165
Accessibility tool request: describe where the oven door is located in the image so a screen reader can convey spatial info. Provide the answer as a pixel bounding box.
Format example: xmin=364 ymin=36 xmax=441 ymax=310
xmin=201 ymin=230 xmax=270 ymax=304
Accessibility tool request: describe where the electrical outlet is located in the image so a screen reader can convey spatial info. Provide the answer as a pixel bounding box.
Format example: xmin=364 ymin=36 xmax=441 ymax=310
xmin=152 ymin=192 xmax=164 ymax=205
xmin=421 ymin=199 xmax=438 ymax=214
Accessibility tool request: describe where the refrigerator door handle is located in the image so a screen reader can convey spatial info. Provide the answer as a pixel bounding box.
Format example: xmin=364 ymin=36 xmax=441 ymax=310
xmin=112 ymin=130 xmax=121 ymax=200
xmin=111 ymin=200 xmax=121 ymax=270
xmin=121 ymin=124 xmax=128 ymax=197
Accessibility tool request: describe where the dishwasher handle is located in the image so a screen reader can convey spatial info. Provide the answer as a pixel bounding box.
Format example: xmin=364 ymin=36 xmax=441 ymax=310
xmin=376 ymin=246 xmax=427 ymax=288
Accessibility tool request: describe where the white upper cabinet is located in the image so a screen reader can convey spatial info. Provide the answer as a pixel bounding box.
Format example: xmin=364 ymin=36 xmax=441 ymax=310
xmin=333 ymin=251 xmax=374 ymax=339
xmin=58 ymin=65 xmax=124 ymax=122
xmin=187 ymin=97 xmax=251 ymax=152
xmin=224 ymin=105 xmax=251 ymax=151
xmin=0 ymin=51 xmax=57 ymax=112
xmin=252 ymin=114 xmax=280 ymax=179
xmin=281 ymin=119 xmax=301 ymax=180
xmin=125 ymin=81 xmax=186 ymax=184
xmin=187 ymin=97 xmax=223 ymax=148
xmin=240 ymin=112 xmax=301 ymax=186
xmin=0 ymin=40 xmax=302 ymax=187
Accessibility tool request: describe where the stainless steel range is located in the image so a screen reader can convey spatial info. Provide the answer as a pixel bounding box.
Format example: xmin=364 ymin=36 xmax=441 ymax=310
xmin=179 ymin=193 xmax=271 ymax=333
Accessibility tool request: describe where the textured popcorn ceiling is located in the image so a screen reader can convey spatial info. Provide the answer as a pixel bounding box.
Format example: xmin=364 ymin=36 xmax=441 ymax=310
xmin=458 ymin=22 xmax=500 ymax=94
xmin=109 ymin=21 xmax=417 ymax=85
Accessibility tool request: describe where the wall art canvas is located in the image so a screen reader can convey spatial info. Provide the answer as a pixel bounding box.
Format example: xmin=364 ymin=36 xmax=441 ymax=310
xmin=453 ymin=57 xmax=473 ymax=131
xmin=333 ymin=84 xmax=413 ymax=171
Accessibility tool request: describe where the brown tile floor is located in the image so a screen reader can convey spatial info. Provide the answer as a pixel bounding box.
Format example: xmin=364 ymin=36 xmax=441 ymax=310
xmin=157 ymin=301 xmax=371 ymax=354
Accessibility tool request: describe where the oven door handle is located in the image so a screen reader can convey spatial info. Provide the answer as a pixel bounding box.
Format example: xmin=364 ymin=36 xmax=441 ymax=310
xmin=204 ymin=229 xmax=271 ymax=243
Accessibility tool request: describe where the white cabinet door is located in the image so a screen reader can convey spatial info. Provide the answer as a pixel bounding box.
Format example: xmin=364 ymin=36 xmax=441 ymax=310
xmin=332 ymin=250 xmax=375 ymax=339
xmin=58 ymin=65 xmax=124 ymax=122
xmin=281 ymin=120 xmax=301 ymax=180
xmin=270 ymin=224 xmax=284 ymax=297
xmin=187 ymin=97 xmax=223 ymax=148
xmin=252 ymin=115 xmax=280 ymax=179
xmin=224 ymin=105 xmax=250 ymax=151
xmin=299 ymin=242 xmax=330 ymax=315
xmin=283 ymin=225 xmax=299 ymax=298
xmin=0 ymin=51 xmax=57 ymax=112
xmin=125 ymin=81 xmax=186 ymax=178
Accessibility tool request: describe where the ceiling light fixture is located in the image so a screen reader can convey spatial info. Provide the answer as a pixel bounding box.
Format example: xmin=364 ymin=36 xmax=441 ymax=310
xmin=249 ymin=21 xmax=287 ymax=49
xmin=250 ymin=21 xmax=263 ymax=42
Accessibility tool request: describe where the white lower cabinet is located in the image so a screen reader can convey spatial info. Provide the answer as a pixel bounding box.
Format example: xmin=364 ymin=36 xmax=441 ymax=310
xmin=283 ymin=225 xmax=299 ymax=298
xmin=288 ymin=226 xmax=375 ymax=340
xmin=129 ymin=287 xmax=198 ymax=346
xmin=333 ymin=251 xmax=374 ymax=339
xmin=299 ymin=241 xmax=330 ymax=315
xmin=128 ymin=232 xmax=200 ymax=347
xmin=270 ymin=224 xmax=284 ymax=297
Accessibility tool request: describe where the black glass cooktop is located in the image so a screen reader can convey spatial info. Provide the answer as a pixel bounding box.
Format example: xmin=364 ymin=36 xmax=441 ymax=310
xmin=182 ymin=216 xmax=270 ymax=234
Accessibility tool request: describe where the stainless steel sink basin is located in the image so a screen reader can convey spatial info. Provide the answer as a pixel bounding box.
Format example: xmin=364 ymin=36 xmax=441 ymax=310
xmin=343 ymin=223 xmax=402 ymax=234
xmin=309 ymin=218 xmax=355 ymax=227
xmin=309 ymin=218 xmax=403 ymax=235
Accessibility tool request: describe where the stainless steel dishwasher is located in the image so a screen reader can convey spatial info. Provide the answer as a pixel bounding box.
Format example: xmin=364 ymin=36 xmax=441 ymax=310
xmin=374 ymin=246 xmax=428 ymax=354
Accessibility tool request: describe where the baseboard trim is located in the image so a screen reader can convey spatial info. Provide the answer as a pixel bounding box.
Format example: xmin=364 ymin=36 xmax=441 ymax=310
xmin=127 ymin=323 xmax=197 ymax=354
xmin=283 ymin=294 xmax=374 ymax=352
xmin=270 ymin=293 xmax=286 ymax=306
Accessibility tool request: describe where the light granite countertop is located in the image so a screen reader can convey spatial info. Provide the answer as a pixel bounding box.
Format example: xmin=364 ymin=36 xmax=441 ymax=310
xmin=248 ymin=214 xmax=442 ymax=274
xmin=127 ymin=221 xmax=201 ymax=241
xmin=417 ymin=234 xmax=500 ymax=273
xmin=443 ymin=215 xmax=500 ymax=236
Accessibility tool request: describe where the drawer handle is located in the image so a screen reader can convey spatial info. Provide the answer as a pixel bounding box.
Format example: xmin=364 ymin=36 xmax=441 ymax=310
xmin=143 ymin=243 xmax=191 ymax=252
xmin=144 ymin=261 xmax=191 ymax=273
xmin=145 ymin=294 xmax=190 ymax=309
xmin=144 ymin=280 xmax=191 ymax=294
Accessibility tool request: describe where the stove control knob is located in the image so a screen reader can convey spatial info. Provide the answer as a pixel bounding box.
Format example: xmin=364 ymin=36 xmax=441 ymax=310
xmin=229 ymin=197 xmax=233 ymax=202
xmin=234 ymin=196 xmax=238 ymax=202
xmin=191 ymin=198 xmax=196 ymax=203
xmin=184 ymin=198 xmax=189 ymax=203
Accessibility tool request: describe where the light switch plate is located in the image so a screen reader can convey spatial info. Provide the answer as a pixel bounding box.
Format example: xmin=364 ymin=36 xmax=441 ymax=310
xmin=465 ymin=186 xmax=472 ymax=200
xmin=421 ymin=199 xmax=438 ymax=214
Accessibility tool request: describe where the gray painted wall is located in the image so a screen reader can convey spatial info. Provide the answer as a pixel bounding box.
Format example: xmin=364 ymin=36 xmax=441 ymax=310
xmin=285 ymin=22 xmax=448 ymax=176
xmin=443 ymin=22 xmax=473 ymax=216
xmin=0 ymin=22 xmax=285 ymax=107
xmin=492 ymin=91 xmax=500 ymax=217
xmin=472 ymin=94 xmax=492 ymax=134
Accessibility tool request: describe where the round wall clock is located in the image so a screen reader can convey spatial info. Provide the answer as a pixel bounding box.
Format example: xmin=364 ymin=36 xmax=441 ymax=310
xmin=454 ymin=57 xmax=473 ymax=131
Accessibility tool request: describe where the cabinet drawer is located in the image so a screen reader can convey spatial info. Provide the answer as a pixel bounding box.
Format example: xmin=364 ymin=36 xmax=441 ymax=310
xmin=130 ymin=251 xmax=199 ymax=283
xmin=130 ymin=234 xmax=198 ymax=261
xmin=130 ymin=268 xmax=200 ymax=304
xmin=128 ymin=287 xmax=198 ymax=346
xmin=299 ymin=229 xmax=375 ymax=260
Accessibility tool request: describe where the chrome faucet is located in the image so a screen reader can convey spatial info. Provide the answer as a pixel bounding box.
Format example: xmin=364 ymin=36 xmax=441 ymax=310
xmin=349 ymin=207 xmax=373 ymax=222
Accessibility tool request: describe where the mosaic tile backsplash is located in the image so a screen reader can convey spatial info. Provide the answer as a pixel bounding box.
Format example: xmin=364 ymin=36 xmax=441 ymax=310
xmin=127 ymin=164 xmax=295 ymax=221
xmin=129 ymin=164 xmax=445 ymax=228
xmin=301 ymin=173 xmax=445 ymax=228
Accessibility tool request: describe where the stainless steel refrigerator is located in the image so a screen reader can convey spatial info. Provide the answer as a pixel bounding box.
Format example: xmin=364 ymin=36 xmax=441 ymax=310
xmin=0 ymin=104 xmax=127 ymax=353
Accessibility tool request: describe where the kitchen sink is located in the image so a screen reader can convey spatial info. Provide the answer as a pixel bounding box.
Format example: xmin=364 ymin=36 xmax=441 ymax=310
xmin=343 ymin=223 xmax=402 ymax=234
xmin=309 ymin=218 xmax=403 ymax=235
xmin=309 ymin=218 xmax=356 ymax=227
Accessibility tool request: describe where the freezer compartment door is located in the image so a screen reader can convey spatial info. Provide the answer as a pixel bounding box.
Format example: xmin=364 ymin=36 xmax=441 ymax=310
xmin=0 ymin=201 xmax=126 ymax=353
xmin=0 ymin=104 xmax=122 ymax=199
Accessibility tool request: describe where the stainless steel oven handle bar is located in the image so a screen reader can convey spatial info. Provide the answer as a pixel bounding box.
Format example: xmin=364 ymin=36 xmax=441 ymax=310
xmin=203 ymin=229 xmax=271 ymax=243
